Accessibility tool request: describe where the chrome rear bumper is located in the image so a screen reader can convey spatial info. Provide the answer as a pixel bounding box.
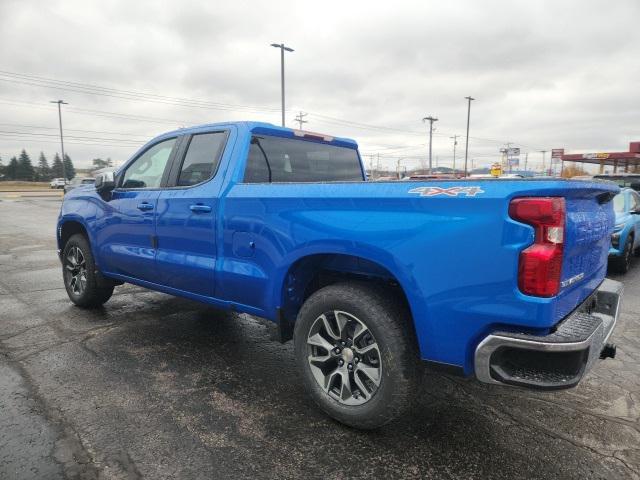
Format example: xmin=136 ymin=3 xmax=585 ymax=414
xmin=474 ymin=278 xmax=623 ymax=390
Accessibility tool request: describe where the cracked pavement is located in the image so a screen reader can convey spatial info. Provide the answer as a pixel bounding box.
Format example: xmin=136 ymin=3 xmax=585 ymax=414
xmin=0 ymin=195 xmax=639 ymax=479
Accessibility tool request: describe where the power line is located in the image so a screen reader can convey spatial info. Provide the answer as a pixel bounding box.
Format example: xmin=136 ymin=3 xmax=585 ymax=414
xmin=0 ymin=137 xmax=138 ymax=149
xmin=0 ymin=69 xmax=550 ymax=151
xmin=0 ymin=130 xmax=143 ymax=144
xmin=0 ymin=122 xmax=150 ymax=138
xmin=0 ymin=70 xmax=283 ymax=114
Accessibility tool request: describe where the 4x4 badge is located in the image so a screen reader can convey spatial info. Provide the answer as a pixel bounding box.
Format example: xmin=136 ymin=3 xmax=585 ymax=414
xmin=408 ymin=186 xmax=485 ymax=197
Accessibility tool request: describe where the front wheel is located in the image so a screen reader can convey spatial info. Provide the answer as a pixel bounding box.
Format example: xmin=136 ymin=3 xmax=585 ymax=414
xmin=62 ymin=234 xmax=114 ymax=307
xmin=294 ymin=282 xmax=419 ymax=429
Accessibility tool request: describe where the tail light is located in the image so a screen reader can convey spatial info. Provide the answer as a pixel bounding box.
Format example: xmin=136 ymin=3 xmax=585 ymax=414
xmin=509 ymin=197 xmax=565 ymax=297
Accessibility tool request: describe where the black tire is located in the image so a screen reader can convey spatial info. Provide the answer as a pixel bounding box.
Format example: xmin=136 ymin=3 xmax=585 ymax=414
xmin=610 ymin=236 xmax=633 ymax=274
xmin=62 ymin=234 xmax=114 ymax=307
xmin=294 ymin=282 xmax=419 ymax=429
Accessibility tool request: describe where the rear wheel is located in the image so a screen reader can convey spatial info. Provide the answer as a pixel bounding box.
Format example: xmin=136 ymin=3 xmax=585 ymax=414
xmin=610 ymin=236 xmax=633 ymax=273
xmin=62 ymin=234 xmax=114 ymax=307
xmin=294 ymin=282 xmax=419 ymax=429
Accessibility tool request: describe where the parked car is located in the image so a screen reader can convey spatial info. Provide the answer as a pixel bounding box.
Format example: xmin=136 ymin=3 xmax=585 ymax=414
xmin=50 ymin=178 xmax=67 ymax=189
xmin=404 ymin=173 xmax=461 ymax=180
xmin=64 ymin=177 xmax=96 ymax=195
xmin=56 ymin=121 xmax=622 ymax=429
xmin=594 ymin=173 xmax=640 ymax=192
xmin=609 ymin=187 xmax=640 ymax=272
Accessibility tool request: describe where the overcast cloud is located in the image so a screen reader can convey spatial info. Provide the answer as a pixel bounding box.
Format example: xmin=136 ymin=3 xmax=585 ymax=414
xmin=0 ymin=0 xmax=639 ymax=171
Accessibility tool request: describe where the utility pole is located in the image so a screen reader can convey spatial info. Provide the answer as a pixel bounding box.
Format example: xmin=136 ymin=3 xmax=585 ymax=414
xmin=502 ymin=143 xmax=512 ymax=173
xmin=270 ymin=43 xmax=294 ymax=127
xmin=422 ymin=116 xmax=438 ymax=174
xmin=450 ymin=135 xmax=459 ymax=174
xmin=540 ymin=150 xmax=547 ymax=175
xmin=294 ymin=111 xmax=307 ymax=130
xmin=524 ymin=152 xmax=529 ymax=172
xmin=464 ymin=96 xmax=475 ymax=177
xmin=50 ymin=100 xmax=68 ymax=181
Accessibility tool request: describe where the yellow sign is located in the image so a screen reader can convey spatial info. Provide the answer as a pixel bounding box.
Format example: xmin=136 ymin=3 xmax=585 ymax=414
xmin=583 ymin=153 xmax=610 ymax=160
xmin=490 ymin=163 xmax=502 ymax=177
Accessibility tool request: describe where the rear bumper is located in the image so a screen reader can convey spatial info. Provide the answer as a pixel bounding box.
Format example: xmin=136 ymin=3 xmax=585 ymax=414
xmin=474 ymin=278 xmax=623 ymax=390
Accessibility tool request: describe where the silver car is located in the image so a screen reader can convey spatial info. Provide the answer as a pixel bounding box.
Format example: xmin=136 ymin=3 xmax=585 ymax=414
xmin=63 ymin=177 xmax=95 ymax=194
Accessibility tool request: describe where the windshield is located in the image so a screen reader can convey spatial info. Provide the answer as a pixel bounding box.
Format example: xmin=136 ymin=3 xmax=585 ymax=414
xmin=613 ymin=193 xmax=625 ymax=213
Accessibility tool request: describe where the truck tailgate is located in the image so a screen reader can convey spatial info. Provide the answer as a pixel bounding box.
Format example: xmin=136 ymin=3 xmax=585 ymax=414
xmin=557 ymin=187 xmax=616 ymax=319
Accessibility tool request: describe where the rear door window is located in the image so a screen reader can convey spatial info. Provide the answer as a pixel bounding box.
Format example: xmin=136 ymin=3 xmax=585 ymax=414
xmin=243 ymin=135 xmax=363 ymax=183
xmin=176 ymin=132 xmax=227 ymax=187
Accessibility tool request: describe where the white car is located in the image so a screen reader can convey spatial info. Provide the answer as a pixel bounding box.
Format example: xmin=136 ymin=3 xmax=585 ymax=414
xmin=50 ymin=178 xmax=67 ymax=189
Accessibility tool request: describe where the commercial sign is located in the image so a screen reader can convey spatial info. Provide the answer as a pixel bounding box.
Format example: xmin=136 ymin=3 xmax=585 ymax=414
xmin=506 ymin=147 xmax=520 ymax=157
xmin=582 ymin=153 xmax=610 ymax=160
xmin=490 ymin=163 xmax=502 ymax=177
xmin=551 ymin=148 xmax=564 ymax=159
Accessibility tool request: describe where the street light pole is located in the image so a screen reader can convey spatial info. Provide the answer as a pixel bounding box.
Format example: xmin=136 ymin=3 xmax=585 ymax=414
xmin=464 ymin=96 xmax=475 ymax=177
xmin=540 ymin=150 xmax=548 ymax=175
xmin=50 ymin=100 xmax=68 ymax=181
xmin=270 ymin=43 xmax=294 ymax=127
xmin=422 ymin=116 xmax=438 ymax=174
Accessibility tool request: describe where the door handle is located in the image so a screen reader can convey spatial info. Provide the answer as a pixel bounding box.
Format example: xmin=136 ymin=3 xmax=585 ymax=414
xmin=189 ymin=204 xmax=212 ymax=213
xmin=137 ymin=202 xmax=154 ymax=211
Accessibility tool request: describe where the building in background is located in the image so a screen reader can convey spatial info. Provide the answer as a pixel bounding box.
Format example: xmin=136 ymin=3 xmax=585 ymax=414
xmin=560 ymin=142 xmax=640 ymax=174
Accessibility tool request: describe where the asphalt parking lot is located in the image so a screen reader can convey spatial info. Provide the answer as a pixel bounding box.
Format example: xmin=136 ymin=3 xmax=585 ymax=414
xmin=1 ymin=194 xmax=639 ymax=480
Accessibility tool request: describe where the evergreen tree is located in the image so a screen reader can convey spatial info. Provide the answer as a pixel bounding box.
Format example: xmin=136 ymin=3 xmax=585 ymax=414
xmin=36 ymin=152 xmax=51 ymax=181
xmin=0 ymin=156 xmax=4 ymax=179
xmin=6 ymin=156 xmax=18 ymax=180
xmin=51 ymin=153 xmax=64 ymax=178
xmin=63 ymin=154 xmax=76 ymax=180
xmin=16 ymin=149 xmax=35 ymax=181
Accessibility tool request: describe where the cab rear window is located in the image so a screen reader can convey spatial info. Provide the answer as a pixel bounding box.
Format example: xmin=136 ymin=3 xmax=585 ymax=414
xmin=243 ymin=135 xmax=363 ymax=183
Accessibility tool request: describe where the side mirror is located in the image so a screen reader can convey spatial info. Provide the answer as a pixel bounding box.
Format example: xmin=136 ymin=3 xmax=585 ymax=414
xmin=94 ymin=171 xmax=116 ymax=193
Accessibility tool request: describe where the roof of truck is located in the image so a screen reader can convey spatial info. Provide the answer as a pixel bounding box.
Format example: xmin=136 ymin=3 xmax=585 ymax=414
xmin=155 ymin=121 xmax=359 ymax=148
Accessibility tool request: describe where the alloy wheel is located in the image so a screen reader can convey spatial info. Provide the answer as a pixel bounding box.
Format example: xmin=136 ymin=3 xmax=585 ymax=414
xmin=306 ymin=310 xmax=382 ymax=406
xmin=64 ymin=246 xmax=87 ymax=295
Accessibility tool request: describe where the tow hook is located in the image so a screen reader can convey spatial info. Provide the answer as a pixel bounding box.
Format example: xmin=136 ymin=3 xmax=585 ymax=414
xmin=600 ymin=343 xmax=617 ymax=360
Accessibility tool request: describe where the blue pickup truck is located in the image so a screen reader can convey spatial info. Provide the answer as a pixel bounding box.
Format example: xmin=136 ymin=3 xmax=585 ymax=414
xmin=57 ymin=121 xmax=623 ymax=428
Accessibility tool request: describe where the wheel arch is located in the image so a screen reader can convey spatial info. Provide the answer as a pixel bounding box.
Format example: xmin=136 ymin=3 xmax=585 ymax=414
xmin=276 ymin=252 xmax=420 ymax=353
xmin=57 ymin=217 xmax=98 ymax=265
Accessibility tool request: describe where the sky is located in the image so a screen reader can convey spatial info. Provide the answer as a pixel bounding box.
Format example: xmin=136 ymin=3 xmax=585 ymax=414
xmin=0 ymin=0 xmax=639 ymax=173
